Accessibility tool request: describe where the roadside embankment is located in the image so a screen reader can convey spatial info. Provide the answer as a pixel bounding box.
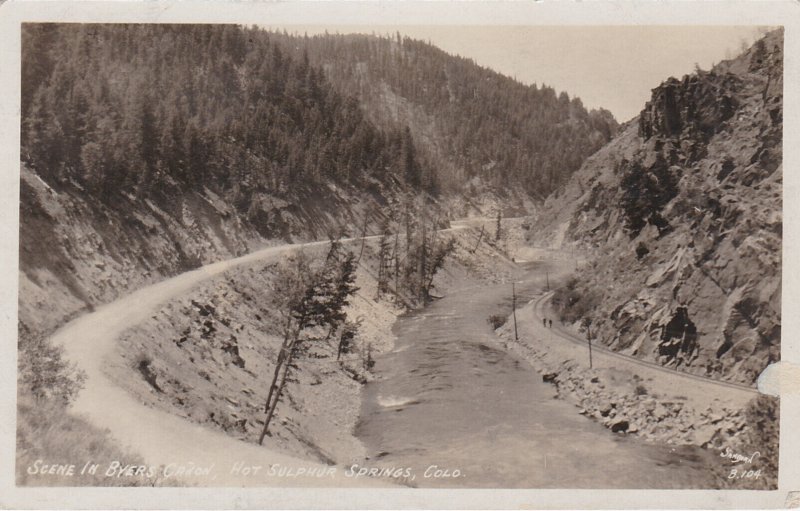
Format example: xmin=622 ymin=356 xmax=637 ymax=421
xmin=104 ymin=224 xmax=515 ymax=472
xmin=107 ymin=240 xmax=397 ymax=467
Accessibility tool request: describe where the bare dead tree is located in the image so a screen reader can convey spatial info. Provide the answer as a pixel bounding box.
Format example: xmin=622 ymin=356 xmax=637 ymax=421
xmin=376 ymin=229 xmax=392 ymax=297
xmin=405 ymin=198 xmax=412 ymax=261
xmin=419 ymin=218 xmax=428 ymax=302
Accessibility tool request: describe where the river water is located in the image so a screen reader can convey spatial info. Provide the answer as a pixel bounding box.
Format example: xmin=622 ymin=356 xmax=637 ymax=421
xmin=355 ymin=264 xmax=720 ymax=488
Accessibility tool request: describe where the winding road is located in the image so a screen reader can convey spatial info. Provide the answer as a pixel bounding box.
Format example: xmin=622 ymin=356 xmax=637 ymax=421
xmin=45 ymin=226 xmax=756 ymax=487
xmin=51 ymin=234 xmax=396 ymax=487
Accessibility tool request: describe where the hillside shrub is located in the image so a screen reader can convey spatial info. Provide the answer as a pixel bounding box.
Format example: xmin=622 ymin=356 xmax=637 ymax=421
xmin=552 ymin=277 xmax=601 ymax=324
xmin=18 ymin=330 xmax=85 ymax=405
xmin=487 ymin=314 xmax=508 ymax=329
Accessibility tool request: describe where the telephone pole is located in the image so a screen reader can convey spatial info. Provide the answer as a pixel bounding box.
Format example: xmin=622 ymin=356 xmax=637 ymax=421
xmin=512 ymin=282 xmax=518 ymax=341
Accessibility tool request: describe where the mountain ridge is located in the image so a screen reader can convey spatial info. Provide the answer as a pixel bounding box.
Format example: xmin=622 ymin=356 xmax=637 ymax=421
xmin=269 ymin=31 xmax=618 ymax=200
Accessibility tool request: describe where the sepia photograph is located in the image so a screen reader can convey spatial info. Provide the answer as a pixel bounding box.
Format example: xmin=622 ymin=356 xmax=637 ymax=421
xmin=1 ymin=1 xmax=796 ymax=508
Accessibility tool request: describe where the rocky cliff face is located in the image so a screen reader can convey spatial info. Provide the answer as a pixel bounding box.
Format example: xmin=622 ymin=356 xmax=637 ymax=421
xmin=19 ymin=165 xmax=401 ymax=338
xmin=532 ymin=30 xmax=782 ymax=384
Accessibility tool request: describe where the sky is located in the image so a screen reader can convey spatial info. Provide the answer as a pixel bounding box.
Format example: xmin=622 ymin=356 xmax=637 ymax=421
xmin=269 ymin=25 xmax=769 ymax=122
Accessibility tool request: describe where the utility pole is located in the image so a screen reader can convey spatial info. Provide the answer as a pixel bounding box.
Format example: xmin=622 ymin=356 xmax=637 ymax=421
xmin=419 ymin=218 xmax=427 ymax=302
xmin=357 ymin=212 xmax=368 ymax=266
xmin=471 ymin=225 xmax=485 ymax=254
xmin=512 ymin=282 xmax=518 ymax=341
xmin=394 ymin=232 xmax=400 ymax=298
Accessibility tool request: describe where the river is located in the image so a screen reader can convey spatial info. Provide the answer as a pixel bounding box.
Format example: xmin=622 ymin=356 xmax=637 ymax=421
xmin=355 ymin=262 xmax=720 ymax=488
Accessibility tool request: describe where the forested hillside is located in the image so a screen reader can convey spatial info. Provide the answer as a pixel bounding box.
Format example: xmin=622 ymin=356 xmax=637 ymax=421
xmin=533 ymin=29 xmax=782 ymax=384
xmin=20 ymin=24 xmax=440 ymax=337
xmin=270 ymin=31 xmax=618 ymax=199
xmin=23 ymin=24 xmax=435 ymax=210
xmin=20 ymin=24 xmax=615 ymax=337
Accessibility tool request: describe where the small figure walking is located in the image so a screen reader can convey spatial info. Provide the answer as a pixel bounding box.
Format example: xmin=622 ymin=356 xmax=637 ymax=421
xmin=543 ymin=317 xmax=547 ymax=328
xmin=548 ymin=319 xmax=553 ymax=328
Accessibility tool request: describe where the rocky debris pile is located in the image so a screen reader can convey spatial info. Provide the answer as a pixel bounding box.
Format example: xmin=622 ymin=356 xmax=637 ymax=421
xmin=543 ymin=360 xmax=747 ymax=447
xmin=533 ymin=29 xmax=783 ymax=385
xmin=173 ymin=298 xmax=248 ymax=370
xmin=495 ymin=312 xmax=778 ymax=489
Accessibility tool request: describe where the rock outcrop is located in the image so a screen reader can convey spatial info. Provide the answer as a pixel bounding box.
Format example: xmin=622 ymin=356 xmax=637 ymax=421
xmin=533 ymin=29 xmax=782 ymax=385
xmin=638 ymin=73 xmax=740 ymax=142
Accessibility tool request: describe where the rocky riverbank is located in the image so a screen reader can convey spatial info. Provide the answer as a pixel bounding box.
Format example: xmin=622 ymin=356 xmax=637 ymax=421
xmin=494 ymin=292 xmax=778 ymax=489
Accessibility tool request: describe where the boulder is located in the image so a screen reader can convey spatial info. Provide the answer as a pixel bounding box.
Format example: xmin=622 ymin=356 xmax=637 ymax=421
xmin=611 ymin=419 xmax=630 ymax=433
xmin=693 ymin=424 xmax=721 ymax=448
xmin=709 ymin=413 xmax=725 ymax=424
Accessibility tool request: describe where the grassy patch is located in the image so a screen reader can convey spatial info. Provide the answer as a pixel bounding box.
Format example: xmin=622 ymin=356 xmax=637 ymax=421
xmin=17 ymin=328 xmax=161 ymax=486
xmin=16 ymin=394 xmax=161 ymax=486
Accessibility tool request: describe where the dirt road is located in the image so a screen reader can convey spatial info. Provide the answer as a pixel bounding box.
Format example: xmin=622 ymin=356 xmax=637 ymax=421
xmin=531 ymin=293 xmax=758 ymax=397
xmin=511 ymin=250 xmax=756 ymax=413
xmin=50 ymin=234 xmax=407 ymax=487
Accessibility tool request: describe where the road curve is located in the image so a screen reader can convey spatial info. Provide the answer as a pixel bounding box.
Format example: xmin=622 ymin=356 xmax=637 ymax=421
xmin=50 ymin=229 xmax=461 ymax=487
xmin=529 ymin=291 xmax=759 ymax=397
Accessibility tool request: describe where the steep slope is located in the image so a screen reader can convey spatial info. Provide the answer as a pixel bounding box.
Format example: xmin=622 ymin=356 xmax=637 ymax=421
xmin=19 ymin=24 xmax=616 ymax=338
xmin=19 ymin=24 xmax=439 ymax=338
xmin=531 ymin=30 xmax=782 ymax=385
xmin=269 ymin=31 xmax=618 ymax=205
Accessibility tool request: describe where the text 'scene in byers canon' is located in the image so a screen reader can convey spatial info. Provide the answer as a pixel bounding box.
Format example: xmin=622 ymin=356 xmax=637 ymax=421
xmin=17 ymin=24 xmax=781 ymax=489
